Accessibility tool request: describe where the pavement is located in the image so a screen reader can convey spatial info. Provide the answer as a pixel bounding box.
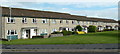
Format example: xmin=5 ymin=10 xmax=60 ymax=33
xmin=2 ymin=44 xmax=119 ymax=49
xmin=0 ymin=44 xmax=119 ymax=54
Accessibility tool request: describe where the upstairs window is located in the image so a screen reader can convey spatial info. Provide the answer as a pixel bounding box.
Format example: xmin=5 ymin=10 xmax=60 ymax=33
xmin=72 ymin=21 xmax=75 ymax=24
xmin=42 ymin=19 xmax=47 ymax=23
xmin=86 ymin=21 xmax=89 ymax=24
xmin=7 ymin=17 xmax=15 ymax=23
xmin=60 ymin=20 xmax=63 ymax=23
xmin=52 ymin=19 xmax=56 ymax=23
xmin=77 ymin=21 xmax=80 ymax=24
xmin=66 ymin=20 xmax=69 ymax=24
xmin=7 ymin=30 xmax=17 ymax=35
xmin=22 ymin=18 xmax=27 ymax=23
xmin=32 ymin=18 xmax=37 ymax=23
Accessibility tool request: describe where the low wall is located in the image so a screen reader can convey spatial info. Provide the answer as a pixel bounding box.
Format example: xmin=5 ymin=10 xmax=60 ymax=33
xmin=50 ymin=34 xmax=63 ymax=37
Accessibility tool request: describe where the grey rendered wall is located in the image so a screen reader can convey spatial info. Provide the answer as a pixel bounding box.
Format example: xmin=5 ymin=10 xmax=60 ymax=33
xmin=0 ymin=7 xmax=2 ymax=39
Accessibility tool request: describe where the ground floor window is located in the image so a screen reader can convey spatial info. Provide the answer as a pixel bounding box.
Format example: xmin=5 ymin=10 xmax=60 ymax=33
xmin=7 ymin=30 xmax=17 ymax=35
xmin=41 ymin=29 xmax=47 ymax=33
xmin=52 ymin=29 xmax=57 ymax=32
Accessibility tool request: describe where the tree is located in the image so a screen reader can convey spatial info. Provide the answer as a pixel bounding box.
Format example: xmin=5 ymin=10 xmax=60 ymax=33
xmin=75 ymin=25 xmax=82 ymax=31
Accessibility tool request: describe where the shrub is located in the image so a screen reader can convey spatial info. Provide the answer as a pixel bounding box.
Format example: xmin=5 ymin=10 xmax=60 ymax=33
xmin=67 ymin=31 xmax=73 ymax=35
xmin=61 ymin=30 xmax=72 ymax=36
xmin=75 ymin=25 xmax=82 ymax=31
xmin=61 ymin=30 xmax=68 ymax=35
xmin=88 ymin=25 xmax=97 ymax=32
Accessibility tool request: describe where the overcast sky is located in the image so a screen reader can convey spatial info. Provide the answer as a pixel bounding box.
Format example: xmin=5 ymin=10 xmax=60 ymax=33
xmin=0 ymin=0 xmax=119 ymax=20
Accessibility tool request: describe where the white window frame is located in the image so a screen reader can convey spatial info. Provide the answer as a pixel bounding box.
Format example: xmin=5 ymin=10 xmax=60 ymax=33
xmin=77 ymin=21 xmax=80 ymax=24
xmin=42 ymin=19 xmax=47 ymax=23
xmin=60 ymin=20 xmax=63 ymax=23
xmin=72 ymin=20 xmax=75 ymax=24
xmin=41 ymin=29 xmax=47 ymax=33
xmin=32 ymin=18 xmax=37 ymax=23
xmin=7 ymin=17 xmax=15 ymax=23
xmin=52 ymin=19 xmax=56 ymax=23
xmin=66 ymin=20 xmax=69 ymax=24
xmin=22 ymin=18 xmax=27 ymax=23
xmin=7 ymin=30 xmax=17 ymax=35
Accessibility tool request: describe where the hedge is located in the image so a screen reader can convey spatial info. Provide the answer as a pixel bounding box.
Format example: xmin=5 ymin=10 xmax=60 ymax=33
xmin=61 ymin=30 xmax=72 ymax=36
xmin=88 ymin=25 xmax=97 ymax=32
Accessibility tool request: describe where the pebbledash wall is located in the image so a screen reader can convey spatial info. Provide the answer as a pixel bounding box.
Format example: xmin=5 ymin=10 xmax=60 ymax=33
xmin=1 ymin=7 xmax=119 ymax=40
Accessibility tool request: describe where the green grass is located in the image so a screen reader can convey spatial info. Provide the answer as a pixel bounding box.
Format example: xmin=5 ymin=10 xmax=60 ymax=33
xmin=2 ymin=31 xmax=119 ymax=45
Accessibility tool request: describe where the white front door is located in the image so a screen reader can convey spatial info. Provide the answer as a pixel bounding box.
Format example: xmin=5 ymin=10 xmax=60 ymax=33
xmin=22 ymin=29 xmax=30 ymax=39
xmin=30 ymin=29 xmax=36 ymax=38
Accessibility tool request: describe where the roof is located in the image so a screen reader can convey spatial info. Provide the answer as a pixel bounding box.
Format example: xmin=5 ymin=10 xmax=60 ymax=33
xmin=1 ymin=6 xmax=118 ymax=23
xmin=87 ymin=17 xmax=118 ymax=23
xmin=1 ymin=7 xmax=86 ymax=20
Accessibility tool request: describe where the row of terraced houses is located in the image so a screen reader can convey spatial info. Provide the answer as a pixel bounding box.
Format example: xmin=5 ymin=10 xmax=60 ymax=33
xmin=0 ymin=7 xmax=119 ymax=40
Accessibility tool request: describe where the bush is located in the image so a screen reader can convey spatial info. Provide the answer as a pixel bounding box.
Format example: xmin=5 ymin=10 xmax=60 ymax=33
xmin=75 ymin=25 xmax=82 ymax=31
xmin=61 ymin=30 xmax=72 ymax=36
xmin=67 ymin=31 xmax=73 ymax=35
xmin=88 ymin=25 xmax=97 ymax=33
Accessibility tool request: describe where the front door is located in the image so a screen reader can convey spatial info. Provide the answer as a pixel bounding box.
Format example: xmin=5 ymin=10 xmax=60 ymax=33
xmin=26 ymin=29 xmax=30 ymax=39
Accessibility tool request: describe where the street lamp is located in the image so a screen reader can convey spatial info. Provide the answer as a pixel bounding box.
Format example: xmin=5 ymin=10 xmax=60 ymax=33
xmin=9 ymin=7 xmax=11 ymax=41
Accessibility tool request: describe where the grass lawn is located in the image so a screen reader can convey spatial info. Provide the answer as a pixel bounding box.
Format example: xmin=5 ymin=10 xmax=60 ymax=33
xmin=2 ymin=31 xmax=119 ymax=45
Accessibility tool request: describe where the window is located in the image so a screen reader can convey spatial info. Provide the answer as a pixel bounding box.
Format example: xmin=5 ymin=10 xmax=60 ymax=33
xmin=7 ymin=30 xmax=10 ymax=35
xmin=77 ymin=21 xmax=80 ymax=24
xmin=42 ymin=19 xmax=47 ymax=23
xmin=7 ymin=17 xmax=15 ymax=23
xmin=11 ymin=30 xmax=15 ymax=35
xmin=52 ymin=29 xmax=57 ymax=32
xmin=66 ymin=20 xmax=69 ymax=24
xmin=41 ymin=29 xmax=47 ymax=33
xmin=52 ymin=19 xmax=56 ymax=23
xmin=86 ymin=21 xmax=89 ymax=24
xmin=84 ymin=21 xmax=86 ymax=24
xmin=22 ymin=18 xmax=27 ymax=23
xmin=72 ymin=21 xmax=75 ymax=24
xmin=32 ymin=18 xmax=37 ymax=23
xmin=7 ymin=30 xmax=17 ymax=35
xmin=60 ymin=20 xmax=63 ymax=23
xmin=90 ymin=21 xmax=92 ymax=24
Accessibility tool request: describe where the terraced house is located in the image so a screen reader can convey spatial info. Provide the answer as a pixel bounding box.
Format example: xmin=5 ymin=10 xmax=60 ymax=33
xmin=0 ymin=7 xmax=119 ymax=40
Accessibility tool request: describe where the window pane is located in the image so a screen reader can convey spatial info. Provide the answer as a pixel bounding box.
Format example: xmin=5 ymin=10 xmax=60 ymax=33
xmin=43 ymin=20 xmax=45 ymax=23
xmin=60 ymin=20 xmax=62 ymax=23
xmin=42 ymin=19 xmax=47 ymax=23
xmin=72 ymin=21 xmax=74 ymax=24
xmin=22 ymin=18 xmax=27 ymax=23
xmin=15 ymin=30 xmax=17 ymax=34
xmin=33 ymin=18 xmax=36 ymax=23
xmin=11 ymin=30 xmax=14 ymax=35
xmin=11 ymin=19 xmax=14 ymax=22
xmin=7 ymin=30 xmax=10 ymax=35
xmin=8 ymin=18 xmax=10 ymax=22
xmin=66 ymin=20 xmax=68 ymax=23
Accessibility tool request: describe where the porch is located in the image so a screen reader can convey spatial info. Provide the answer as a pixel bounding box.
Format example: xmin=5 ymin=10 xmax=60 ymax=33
xmin=21 ymin=27 xmax=37 ymax=39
